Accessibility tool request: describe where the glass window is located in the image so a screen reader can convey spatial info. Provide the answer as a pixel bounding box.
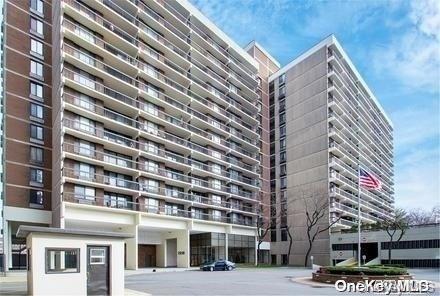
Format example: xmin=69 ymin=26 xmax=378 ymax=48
xmin=279 ymin=86 xmax=286 ymax=97
xmin=280 ymin=177 xmax=287 ymax=189
xmin=30 ymin=103 xmax=43 ymax=119
xmin=46 ymin=249 xmax=79 ymax=273
xmin=30 ymin=124 xmax=43 ymax=140
xmin=279 ymin=74 xmax=286 ymax=85
xmin=30 ymin=82 xmax=43 ymax=99
xmin=74 ymin=185 xmax=95 ymax=201
xmin=30 ymin=168 xmax=43 ymax=183
xmin=280 ymin=138 xmax=286 ymax=150
xmin=89 ymin=248 xmax=105 ymax=265
xmin=30 ymin=146 xmax=43 ymax=163
xmin=30 ymin=17 xmax=44 ymax=35
xmin=29 ymin=190 xmax=43 ymax=205
xmin=31 ymin=39 xmax=43 ymax=55
xmin=30 ymin=0 xmax=44 ymax=14
xmin=30 ymin=60 xmax=43 ymax=77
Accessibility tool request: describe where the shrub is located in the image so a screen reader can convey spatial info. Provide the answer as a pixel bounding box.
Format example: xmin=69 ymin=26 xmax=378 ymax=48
xmin=324 ymin=266 xmax=407 ymax=276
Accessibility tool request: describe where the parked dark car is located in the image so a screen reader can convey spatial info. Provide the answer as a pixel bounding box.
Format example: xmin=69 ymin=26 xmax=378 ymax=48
xmin=200 ymin=260 xmax=236 ymax=271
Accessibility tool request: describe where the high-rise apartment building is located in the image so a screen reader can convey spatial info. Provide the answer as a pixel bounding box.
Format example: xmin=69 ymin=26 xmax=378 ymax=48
xmin=2 ymin=0 xmax=263 ymax=270
xmin=1 ymin=2 xmax=393 ymax=271
xmin=268 ymin=36 xmax=394 ymax=265
xmin=2 ymin=0 xmax=53 ymax=271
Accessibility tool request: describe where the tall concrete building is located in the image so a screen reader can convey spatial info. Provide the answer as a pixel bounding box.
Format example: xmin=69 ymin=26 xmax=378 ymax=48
xmin=2 ymin=0 xmax=263 ymax=271
xmin=1 ymin=1 xmax=394 ymax=271
xmin=268 ymin=36 xmax=394 ymax=266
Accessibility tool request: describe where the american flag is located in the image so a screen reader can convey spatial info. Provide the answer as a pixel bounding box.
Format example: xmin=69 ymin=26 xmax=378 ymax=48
xmin=359 ymin=168 xmax=382 ymax=190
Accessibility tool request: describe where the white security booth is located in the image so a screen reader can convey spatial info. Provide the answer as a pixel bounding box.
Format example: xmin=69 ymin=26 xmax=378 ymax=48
xmin=17 ymin=226 xmax=132 ymax=295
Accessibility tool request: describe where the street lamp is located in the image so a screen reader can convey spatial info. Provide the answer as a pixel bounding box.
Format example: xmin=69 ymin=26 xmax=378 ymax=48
xmin=362 ymin=255 xmax=366 ymax=266
xmin=310 ymin=255 xmax=314 ymax=269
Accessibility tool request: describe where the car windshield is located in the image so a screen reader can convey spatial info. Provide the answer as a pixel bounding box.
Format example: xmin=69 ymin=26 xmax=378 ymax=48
xmin=201 ymin=261 xmax=214 ymax=265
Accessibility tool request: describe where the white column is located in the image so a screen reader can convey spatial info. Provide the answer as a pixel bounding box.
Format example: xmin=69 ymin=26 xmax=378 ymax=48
xmin=3 ymin=220 xmax=11 ymax=271
xmin=254 ymin=236 xmax=258 ymax=266
xmin=225 ymin=234 xmax=229 ymax=261
xmin=124 ymin=225 xmax=138 ymax=270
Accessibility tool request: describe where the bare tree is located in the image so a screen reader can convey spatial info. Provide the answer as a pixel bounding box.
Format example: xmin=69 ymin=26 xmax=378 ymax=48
xmin=286 ymin=224 xmax=293 ymax=262
xmin=256 ymin=215 xmax=271 ymax=266
xmin=378 ymin=208 xmax=408 ymax=264
xmin=406 ymin=206 xmax=440 ymax=226
xmin=303 ymin=191 xmax=341 ymax=267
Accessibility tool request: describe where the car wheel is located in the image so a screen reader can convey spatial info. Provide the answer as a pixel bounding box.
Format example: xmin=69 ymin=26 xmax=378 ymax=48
xmin=227 ymin=266 xmax=233 ymax=271
xmin=210 ymin=267 xmax=214 ymax=272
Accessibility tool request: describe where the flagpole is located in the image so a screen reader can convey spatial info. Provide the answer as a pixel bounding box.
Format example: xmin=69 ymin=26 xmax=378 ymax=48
xmin=357 ymin=167 xmax=361 ymax=267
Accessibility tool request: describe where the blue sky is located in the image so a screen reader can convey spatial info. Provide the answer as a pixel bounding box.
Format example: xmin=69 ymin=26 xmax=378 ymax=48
xmin=190 ymin=0 xmax=440 ymax=211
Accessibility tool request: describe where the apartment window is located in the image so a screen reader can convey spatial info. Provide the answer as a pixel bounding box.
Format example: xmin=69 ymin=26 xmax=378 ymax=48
xmin=212 ymin=210 xmax=222 ymax=221
xmin=31 ymin=39 xmax=43 ymax=56
xmin=144 ymin=102 xmax=158 ymax=116
xmin=211 ymin=150 xmax=222 ymax=159
xmin=211 ymin=164 xmax=222 ymax=175
xmin=280 ymin=138 xmax=286 ymax=150
xmin=30 ymin=0 xmax=44 ymax=14
xmin=279 ymin=112 xmax=286 ymax=125
xmin=30 ymin=17 xmax=44 ymax=35
xmin=280 ymin=151 xmax=286 ymax=163
xmin=145 ymin=160 xmax=159 ymax=173
xmin=280 ymin=125 xmax=286 ymax=137
xmin=76 ymin=140 xmax=93 ymax=156
xmin=29 ymin=190 xmax=44 ymax=207
xmin=75 ymin=25 xmax=95 ymax=44
xmin=146 ymin=84 xmax=159 ymax=98
xmin=30 ymin=60 xmax=43 ymax=78
xmin=30 ymin=146 xmax=43 ymax=164
xmin=104 ymin=192 xmax=131 ymax=209
xmin=230 ymin=184 xmax=239 ymax=194
xmin=280 ymin=164 xmax=286 ymax=176
xmin=144 ymin=121 xmax=158 ymax=135
xmin=279 ymin=99 xmax=285 ymax=112
xmin=46 ymin=249 xmax=79 ymax=274
xmin=271 ymin=230 xmax=277 ymax=242
xmin=30 ymin=124 xmax=43 ymax=141
xmin=280 ymin=177 xmax=287 ymax=189
xmin=146 ymin=198 xmax=159 ymax=212
xmin=145 ymin=141 xmax=159 ymax=155
xmin=279 ymin=86 xmax=286 ymax=98
xmin=74 ymin=185 xmax=95 ymax=202
xmin=211 ymin=133 xmax=221 ymax=144
xmin=30 ymin=103 xmax=44 ymax=120
xmin=76 ymin=116 xmax=94 ymax=134
xmin=212 ymin=179 xmax=222 ymax=190
xmin=212 ymin=195 xmax=221 ymax=205
xmin=76 ymin=163 xmax=95 ymax=180
xmin=144 ymin=179 xmax=159 ymax=193
xmin=30 ymin=83 xmax=43 ymax=102
xmin=30 ymin=168 xmax=43 ymax=184
xmin=279 ymin=74 xmax=286 ymax=85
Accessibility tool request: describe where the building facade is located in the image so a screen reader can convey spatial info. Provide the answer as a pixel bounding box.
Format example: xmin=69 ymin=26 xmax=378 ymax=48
xmin=331 ymin=224 xmax=440 ymax=268
xmin=1 ymin=2 xmax=396 ymax=271
xmin=268 ymin=36 xmax=394 ymax=266
xmin=2 ymin=0 xmax=263 ymax=271
xmin=244 ymin=41 xmax=280 ymax=264
xmin=2 ymin=0 xmax=53 ymax=271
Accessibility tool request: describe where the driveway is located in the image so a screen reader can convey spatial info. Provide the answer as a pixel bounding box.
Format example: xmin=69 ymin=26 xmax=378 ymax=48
xmin=125 ymin=267 xmax=440 ymax=296
xmin=126 ymin=267 xmax=339 ymax=295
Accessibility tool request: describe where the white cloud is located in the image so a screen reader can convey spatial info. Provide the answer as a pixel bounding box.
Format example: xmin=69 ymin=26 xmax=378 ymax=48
xmin=371 ymin=0 xmax=440 ymax=92
xmin=391 ymin=106 xmax=440 ymax=211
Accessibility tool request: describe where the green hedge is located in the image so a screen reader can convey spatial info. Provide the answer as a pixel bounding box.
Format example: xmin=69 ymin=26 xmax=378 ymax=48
xmin=324 ymin=266 xmax=407 ymax=276
xmin=367 ymin=264 xmax=406 ymax=269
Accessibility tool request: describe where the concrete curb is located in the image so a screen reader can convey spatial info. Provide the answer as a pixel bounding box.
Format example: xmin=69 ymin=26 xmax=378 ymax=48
xmin=125 ymin=288 xmax=152 ymax=296
xmin=290 ymin=276 xmax=334 ymax=288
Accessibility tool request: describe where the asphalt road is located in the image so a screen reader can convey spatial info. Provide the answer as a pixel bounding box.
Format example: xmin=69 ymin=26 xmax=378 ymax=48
xmin=125 ymin=267 xmax=440 ymax=296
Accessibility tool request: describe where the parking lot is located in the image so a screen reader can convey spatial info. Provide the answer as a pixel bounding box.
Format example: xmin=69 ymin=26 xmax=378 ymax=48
xmin=125 ymin=267 xmax=440 ymax=295
xmin=1 ymin=267 xmax=438 ymax=295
